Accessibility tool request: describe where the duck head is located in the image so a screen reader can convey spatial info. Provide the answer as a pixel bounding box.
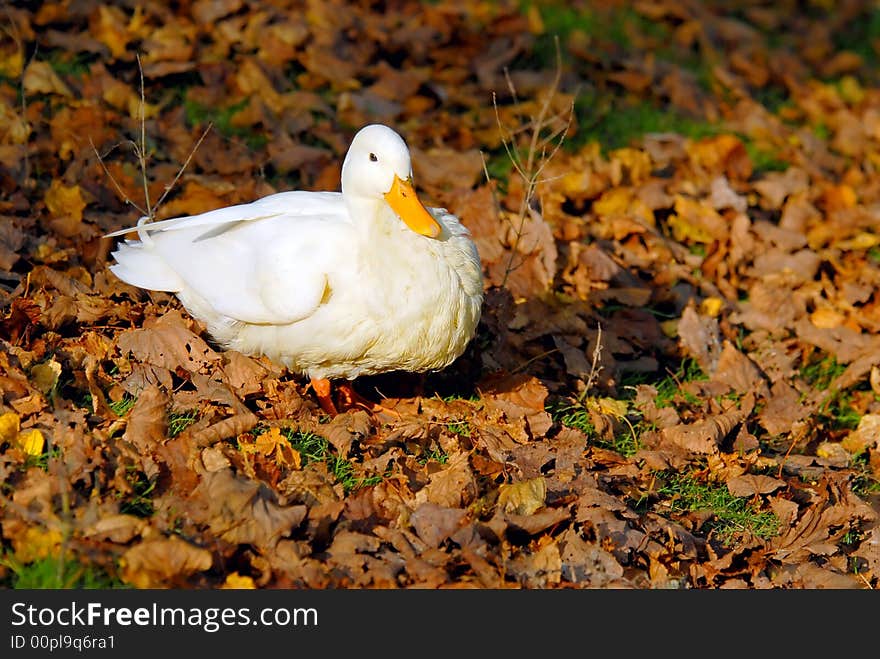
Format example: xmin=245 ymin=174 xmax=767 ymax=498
xmin=341 ymin=124 xmax=442 ymax=238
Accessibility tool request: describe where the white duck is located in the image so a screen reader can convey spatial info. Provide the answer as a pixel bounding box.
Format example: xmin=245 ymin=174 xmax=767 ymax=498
xmin=107 ymin=124 xmax=484 ymax=414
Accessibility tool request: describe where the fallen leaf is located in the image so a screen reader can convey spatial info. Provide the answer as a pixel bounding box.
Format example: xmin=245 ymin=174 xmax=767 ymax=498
xmin=120 ymin=536 xmax=213 ymax=588
xmin=16 ymin=429 xmax=44 ymax=456
xmin=23 ymin=60 xmax=72 ymax=96
xmin=221 ymin=572 xmax=256 ymax=589
xmin=409 ymin=503 xmax=466 ymax=548
xmin=497 ymin=476 xmax=546 ymax=515
xmin=726 ymin=474 xmax=785 ymax=496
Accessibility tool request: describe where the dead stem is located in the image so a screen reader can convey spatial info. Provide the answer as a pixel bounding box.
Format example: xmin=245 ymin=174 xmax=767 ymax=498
xmin=579 ymin=322 xmax=604 ymax=401
xmin=490 ymin=36 xmax=572 ymax=288
xmin=93 ymin=53 xmax=212 ymax=227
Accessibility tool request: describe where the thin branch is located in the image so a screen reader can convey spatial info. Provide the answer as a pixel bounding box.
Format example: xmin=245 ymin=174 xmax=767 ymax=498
xmin=579 ymin=323 xmax=604 ymax=402
xmin=90 ymin=138 xmax=149 ymax=216
xmin=152 ymin=121 xmax=213 ymax=211
xmin=496 ymin=36 xmax=570 ymax=288
xmin=135 ymin=53 xmax=152 ymax=218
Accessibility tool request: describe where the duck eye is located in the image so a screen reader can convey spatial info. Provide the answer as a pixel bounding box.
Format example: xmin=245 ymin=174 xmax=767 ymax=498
xmin=369 ymin=152 xmax=378 ymax=162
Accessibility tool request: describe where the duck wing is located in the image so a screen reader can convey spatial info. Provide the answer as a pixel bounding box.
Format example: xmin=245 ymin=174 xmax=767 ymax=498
xmin=110 ymin=191 xmax=355 ymax=325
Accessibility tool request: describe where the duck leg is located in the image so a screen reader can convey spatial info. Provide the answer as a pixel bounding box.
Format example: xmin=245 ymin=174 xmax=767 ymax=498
xmin=309 ymin=377 xmax=339 ymax=416
xmin=337 ymin=381 xmax=401 ymax=419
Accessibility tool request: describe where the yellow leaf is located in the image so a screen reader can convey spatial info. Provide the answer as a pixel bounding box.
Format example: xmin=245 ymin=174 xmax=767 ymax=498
xmin=526 ymin=4 xmax=544 ymax=33
xmin=31 ymin=358 xmax=61 ymax=395
xmin=17 ymin=429 xmax=45 ymax=457
xmin=0 ymin=412 xmax=21 ymax=444
xmin=586 ymin=397 xmax=628 ymax=419
xmin=833 ymin=231 xmax=880 ymax=251
xmin=810 ymin=307 xmax=845 ymax=329
xmin=497 ymin=477 xmax=546 ymax=515
xmin=0 ymin=99 xmax=30 ymax=144
xmin=44 ymin=180 xmax=86 ymax=220
xmin=669 ymin=214 xmax=712 ymax=243
xmin=593 ymin=187 xmax=632 ymax=217
xmin=92 ymin=6 xmax=131 ymax=59
xmin=13 ymin=527 xmax=63 ymax=563
xmin=660 ymin=319 xmax=679 ymax=338
xmin=0 ymin=48 xmax=24 ymax=79
xmin=221 ymin=572 xmax=256 ymax=589
xmin=23 ymin=60 xmax=72 ymax=97
xmin=699 ymin=297 xmax=724 ymax=318
xmin=838 ymin=75 xmax=865 ymax=105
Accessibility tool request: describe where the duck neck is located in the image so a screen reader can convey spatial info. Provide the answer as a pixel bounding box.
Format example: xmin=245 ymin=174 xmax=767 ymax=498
xmin=344 ymin=195 xmax=393 ymax=240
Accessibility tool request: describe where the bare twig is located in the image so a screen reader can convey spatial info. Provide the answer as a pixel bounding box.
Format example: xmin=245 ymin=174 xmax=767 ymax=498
xmin=92 ymin=53 xmax=212 ymax=228
xmin=487 ymin=36 xmax=573 ymax=288
xmin=90 ymin=138 xmax=149 ymax=216
xmin=135 ymin=53 xmax=152 ymax=217
xmin=579 ymin=322 xmax=604 ymax=401
xmin=152 ymin=122 xmax=212 ymax=211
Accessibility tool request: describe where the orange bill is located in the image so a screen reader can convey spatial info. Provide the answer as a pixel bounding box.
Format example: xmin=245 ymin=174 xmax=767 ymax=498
xmin=384 ymin=175 xmax=442 ymax=238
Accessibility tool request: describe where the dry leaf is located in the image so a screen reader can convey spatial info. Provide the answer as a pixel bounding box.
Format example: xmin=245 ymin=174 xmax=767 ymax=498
xmin=120 ymin=536 xmax=213 ymax=588
xmin=497 ymin=476 xmax=546 ymax=515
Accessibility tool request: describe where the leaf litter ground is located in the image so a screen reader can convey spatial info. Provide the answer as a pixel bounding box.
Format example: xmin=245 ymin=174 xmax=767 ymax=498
xmin=1 ymin=0 xmax=879 ymax=589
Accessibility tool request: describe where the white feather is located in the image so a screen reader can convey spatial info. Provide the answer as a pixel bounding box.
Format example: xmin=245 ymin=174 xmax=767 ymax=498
xmin=107 ymin=124 xmax=484 ymax=381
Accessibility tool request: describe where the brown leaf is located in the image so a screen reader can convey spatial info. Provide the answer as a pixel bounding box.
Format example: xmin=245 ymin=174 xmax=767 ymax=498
xmin=771 ymin=474 xmax=876 ymax=563
xmin=726 ymin=474 xmax=785 ymax=497
xmin=758 ymin=380 xmax=810 ymax=436
xmin=660 ymin=410 xmax=745 ymax=454
xmin=409 ymin=503 xmax=466 ymax=548
xmin=841 ymin=413 xmax=880 ymax=455
xmin=677 ymin=305 xmax=721 ymax=374
xmin=558 ymin=528 xmax=624 ymax=586
xmin=23 ymin=60 xmax=72 ymax=97
xmin=83 ymin=514 xmax=147 ymax=544
xmin=44 ymin=180 xmax=87 ymax=238
xmin=414 ymin=451 xmax=476 ymax=508
xmin=123 ymin=385 xmax=169 ymax=456
xmin=411 ymin=146 xmax=484 ymax=192
xmin=120 ymin=536 xmax=213 ymax=588
xmin=480 ymin=372 xmax=553 ymax=439
xmin=315 ymin=410 xmax=372 ymax=460
xmin=506 ymin=540 xmax=562 ymax=587
xmin=220 ymin=351 xmax=274 ymax=397
xmin=710 ymin=341 xmax=768 ymax=396
xmin=189 ymin=468 xmax=307 ymax=549
xmin=116 ymin=310 xmax=220 ymax=375
xmin=500 ymin=506 xmax=571 ymax=536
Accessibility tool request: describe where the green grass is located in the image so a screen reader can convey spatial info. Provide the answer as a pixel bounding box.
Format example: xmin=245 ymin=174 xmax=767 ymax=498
xmin=24 ymin=445 xmax=61 ymax=472
xmin=445 ymin=420 xmax=472 ymax=438
xmin=169 ymin=410 xmax=199 ymax=437
xmin=549 ymin=401 xmax=642 ymax=457
xmin=653 ymin=358 xmax=707 ymax=409
xmin=520 ymin=2 xmax=670 ymax=66
xmin=118 ymin=468 xmax=156 ymax=518
xmin=418 ymin=447 xmax=449 ymax=465
xmin=109 ymin=395 xmax=199 ymax=437
xmin=798 ymin=354 xmax=862 ymax=432
xmin=0 ymin=553 xmax=123 ymax=589
xmin=284 ymin=429 xmax=383 ymax=493
xmin=745 ymin=139 xmax=789 ymax=173
xmin=109 ymin=394 xmax=137 ymax=417
xmin=832 ymin=6 xmax=880 ymax=76
xmin=851 ymin=452 xmax=880 ymax=499
xmin=46 ymin=49 xmax=95 ymax=78
xmin=184 ymin=96 xmax=268 ymax=149
xmin=656 ymin=472 xmax=780 ymax=543
xmin=573 ymin=95 xmax=722 ymax=152
xmin=799 ymin=354 xmax=846 ymax=391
